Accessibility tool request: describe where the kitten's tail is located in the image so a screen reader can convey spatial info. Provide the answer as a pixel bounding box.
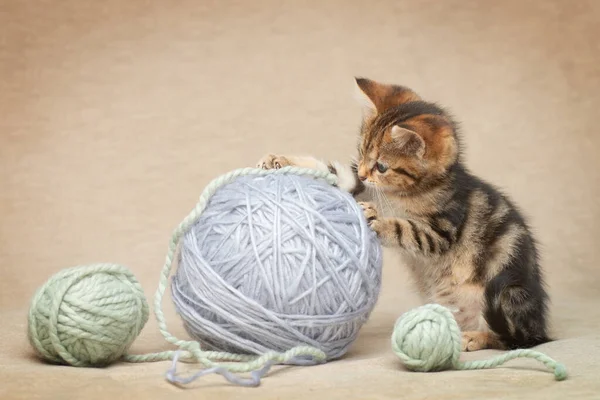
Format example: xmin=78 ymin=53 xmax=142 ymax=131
xmin=484 ymin=269 xmax=551 ymax=349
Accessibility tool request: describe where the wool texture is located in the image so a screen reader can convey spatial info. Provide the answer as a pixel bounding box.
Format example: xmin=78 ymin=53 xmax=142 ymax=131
xmin=171 ymin=173 xmax=383 ymax=360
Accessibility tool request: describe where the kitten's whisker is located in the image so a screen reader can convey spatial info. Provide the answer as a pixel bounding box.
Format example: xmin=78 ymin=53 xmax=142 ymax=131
xmin=374 ymin=187 xmax=384 ymax=215
xmin=381 ymin=189 xmax=396 ymax=218
xmin=375 ymin=187 xmax=384 ymax=215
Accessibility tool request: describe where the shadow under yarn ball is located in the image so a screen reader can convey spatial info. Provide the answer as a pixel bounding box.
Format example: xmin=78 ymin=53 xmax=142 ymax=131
xmin=172 ymin=173 xmax=383 ymax=360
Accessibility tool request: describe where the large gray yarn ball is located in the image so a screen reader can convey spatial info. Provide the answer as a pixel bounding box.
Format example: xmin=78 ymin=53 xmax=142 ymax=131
xmin=171 ymin=173 xmax=383 ymax=360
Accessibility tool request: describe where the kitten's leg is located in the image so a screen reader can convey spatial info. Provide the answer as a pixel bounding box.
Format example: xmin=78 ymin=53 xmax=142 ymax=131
xmin=256 ymin=153 xmax=364 ymax=195
xmin=435 ymin=283 xmax=503 ymax=351
xmin=359 ymin=202 xmax=453 ymax=254
xmin=456 ymin=246 xmax=549 ymax=350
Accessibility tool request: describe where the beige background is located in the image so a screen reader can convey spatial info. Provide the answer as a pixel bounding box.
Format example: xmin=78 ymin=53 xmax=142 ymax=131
xmin=1 ymin=0 xmax=599 ymax=399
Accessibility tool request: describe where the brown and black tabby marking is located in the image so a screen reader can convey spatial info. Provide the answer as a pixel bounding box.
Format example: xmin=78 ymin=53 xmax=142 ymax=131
xmin=257 ymin=77 xmax=550 ymax=351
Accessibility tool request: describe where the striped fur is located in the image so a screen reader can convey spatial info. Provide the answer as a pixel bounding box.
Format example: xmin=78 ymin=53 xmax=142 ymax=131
xmin=256 ymin=77 xmax=550 ymax=351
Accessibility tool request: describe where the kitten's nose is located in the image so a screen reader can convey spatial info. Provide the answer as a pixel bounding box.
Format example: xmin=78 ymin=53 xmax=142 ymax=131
xmin=358 ymin=174 xmax=367 ymax=181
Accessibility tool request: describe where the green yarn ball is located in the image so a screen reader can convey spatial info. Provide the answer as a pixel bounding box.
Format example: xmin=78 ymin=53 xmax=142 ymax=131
xmin=27 ymin=263 xmax=149 ymax=367
xmin=391 ymin=303 xmax=568 ymax=381
xmin=391 ymin=303 xmax=462 ymax=372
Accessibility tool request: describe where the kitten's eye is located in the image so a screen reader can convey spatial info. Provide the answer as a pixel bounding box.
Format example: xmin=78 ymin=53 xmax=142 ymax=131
xmin=376 ymin=162 xmax=388 ymax=173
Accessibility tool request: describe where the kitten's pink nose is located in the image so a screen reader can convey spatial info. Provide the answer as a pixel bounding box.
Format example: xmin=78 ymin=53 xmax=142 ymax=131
xmin=358 ymin=174 xmax=367 ymax=181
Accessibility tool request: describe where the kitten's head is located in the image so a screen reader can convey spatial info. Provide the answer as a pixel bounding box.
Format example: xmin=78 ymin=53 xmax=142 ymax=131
xmin=354 ymin=77 xmax=460 ymax=195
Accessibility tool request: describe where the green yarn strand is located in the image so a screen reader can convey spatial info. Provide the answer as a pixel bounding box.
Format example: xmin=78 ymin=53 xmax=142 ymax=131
xmin=457 ymin=349 xmax=568 ymax=381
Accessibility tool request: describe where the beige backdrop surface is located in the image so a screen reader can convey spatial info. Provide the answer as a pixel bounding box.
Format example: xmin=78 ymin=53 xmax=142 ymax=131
xmin=1 ymin=1 xmax=599 ymax=399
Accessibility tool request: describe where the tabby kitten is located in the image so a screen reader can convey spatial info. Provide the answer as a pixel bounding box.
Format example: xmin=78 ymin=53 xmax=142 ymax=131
xmin=257 ymin=77 xmax=550 ymax=351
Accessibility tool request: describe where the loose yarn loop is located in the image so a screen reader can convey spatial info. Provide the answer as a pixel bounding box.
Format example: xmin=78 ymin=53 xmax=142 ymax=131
xmin=27 ymin=263 xmax=149 ymax=367
xmin=391 ymin=304 xmax=567 ymax=381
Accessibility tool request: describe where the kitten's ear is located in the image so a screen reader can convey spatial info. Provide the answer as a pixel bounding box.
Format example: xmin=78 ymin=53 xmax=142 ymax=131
xmin=354 ymin=77 xmax=421 ymax=115
xmin=391 ymin=125 xmax=425 ymax=158
xmin=354 ymin=78 xmax=378 ymax=118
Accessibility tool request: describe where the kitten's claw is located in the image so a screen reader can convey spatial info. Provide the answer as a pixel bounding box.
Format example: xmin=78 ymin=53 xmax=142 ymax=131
xmin=256 ymin=154 xmax=292 ymax=170
xmin=358 ymin=201 xmax=378 ymax=225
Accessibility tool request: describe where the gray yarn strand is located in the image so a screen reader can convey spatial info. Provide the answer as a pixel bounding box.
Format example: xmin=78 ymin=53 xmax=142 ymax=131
xmin=171 ymin=173 xmax=382 ymax=361
xmin=166 ymin=350 xmax=275 ymax=387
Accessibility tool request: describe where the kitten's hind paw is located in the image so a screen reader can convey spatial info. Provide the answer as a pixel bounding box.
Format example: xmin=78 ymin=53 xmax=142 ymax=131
xmin=461 ymin=331 xmax=503 ymax=352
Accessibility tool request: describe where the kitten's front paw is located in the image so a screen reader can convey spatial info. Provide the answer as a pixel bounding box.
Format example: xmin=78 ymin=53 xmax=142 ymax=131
xmin=256 ymin=154 xmax=293 ymax=170
xmin=359 ymin=202 xmax=391 ymax=243
xmin=358 ymin=202 xmax=379 ymax=225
